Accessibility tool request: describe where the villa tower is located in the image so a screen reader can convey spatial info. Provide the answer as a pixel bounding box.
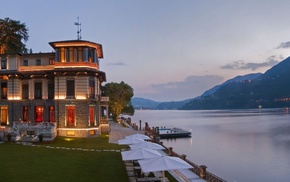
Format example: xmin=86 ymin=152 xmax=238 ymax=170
xmin=0 ymin=39 xmax=109 ymax=140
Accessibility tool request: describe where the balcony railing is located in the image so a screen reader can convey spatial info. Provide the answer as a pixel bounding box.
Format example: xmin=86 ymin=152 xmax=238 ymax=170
xmin=19 ymin=65 xmax=55 ymax=71
xmin=55 ymin=62 xmax=98 ymax=69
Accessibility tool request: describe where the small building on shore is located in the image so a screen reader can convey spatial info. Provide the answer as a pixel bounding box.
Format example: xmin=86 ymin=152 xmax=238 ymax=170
xmin=0 ymin=39 xmax=109 ymax=141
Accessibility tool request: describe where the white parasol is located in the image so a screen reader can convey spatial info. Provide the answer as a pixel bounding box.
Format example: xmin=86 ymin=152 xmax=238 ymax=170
xmin=125 ymin=133 xmax=151 ymax=140
xmin=138 ymin=156 xmax=192 ymax=182
xmin=118 ymin=137 xmax=145 ymax=145
xmin=129 ymin=141 xmax=165 ymax=150
xmin=121 ymin=148 xmax=163 ymax=161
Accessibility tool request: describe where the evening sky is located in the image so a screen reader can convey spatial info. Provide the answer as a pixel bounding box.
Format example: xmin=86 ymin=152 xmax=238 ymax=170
xmin=2 ymin=0 xmax=290 ymax=101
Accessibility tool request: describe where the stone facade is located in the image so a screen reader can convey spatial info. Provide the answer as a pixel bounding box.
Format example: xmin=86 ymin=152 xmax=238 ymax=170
xmin=56 ymin=100 xmax=100 ymax=128
xmin=0 ymin=40 xmax=109 ymax=140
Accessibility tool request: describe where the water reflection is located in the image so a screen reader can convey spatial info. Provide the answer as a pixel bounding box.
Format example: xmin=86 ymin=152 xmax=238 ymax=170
xmin=131 ymin=109 xmax=290 ymax=182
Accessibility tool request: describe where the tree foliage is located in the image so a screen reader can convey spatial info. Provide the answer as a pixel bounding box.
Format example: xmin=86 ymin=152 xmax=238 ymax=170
xmin=122 ymin=102 xmax=135 ymax=115
xmin=103 ymin=81 xmax=134 ymax=120
xmin=0 ymin=17 xmax=29 ymax=54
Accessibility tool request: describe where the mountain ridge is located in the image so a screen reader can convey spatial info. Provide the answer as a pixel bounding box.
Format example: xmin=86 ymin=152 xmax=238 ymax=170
xmin=131 ymin=97 xmax=160 ymax=109
xmin=132 ymin=73 xmax=263 ymax=109
xmin=182 ymin=56 xmax=290 ymax=109
xmin=132 ymin=56 xmax=290 ymax=110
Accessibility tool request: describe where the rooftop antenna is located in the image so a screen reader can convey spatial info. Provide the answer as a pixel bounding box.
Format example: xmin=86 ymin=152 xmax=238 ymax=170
xmin=74 ymin=17 xmax=82 ymax=40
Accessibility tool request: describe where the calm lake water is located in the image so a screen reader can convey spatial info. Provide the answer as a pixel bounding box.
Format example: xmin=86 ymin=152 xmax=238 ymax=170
xmin=130 ymin=109 xmax=290 ymax=182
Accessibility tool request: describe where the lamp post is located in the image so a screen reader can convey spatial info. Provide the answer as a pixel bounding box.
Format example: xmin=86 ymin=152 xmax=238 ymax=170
xmin=139 ymin=120 xmax=141 ymax=130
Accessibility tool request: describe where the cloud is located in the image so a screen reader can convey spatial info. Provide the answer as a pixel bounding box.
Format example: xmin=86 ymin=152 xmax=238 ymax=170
xmin=136 ymin=75 xmax=224 ymax=101
xmin=106 ymin=62 xmax=126 ymax=66
xmin=221 ymin=56 xmax=280 ymax=71
xmin=277 ymin=41 xmax=290 ymax=49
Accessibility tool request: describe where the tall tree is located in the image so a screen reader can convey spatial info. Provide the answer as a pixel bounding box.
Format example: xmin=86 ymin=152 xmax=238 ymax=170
xmin=0 ymin=17 xmax=29 ymax=54
xmin=103 ymin=81 xmax=134 ymax=120
xmin=122 ymin=102 xmax=135 ymax=116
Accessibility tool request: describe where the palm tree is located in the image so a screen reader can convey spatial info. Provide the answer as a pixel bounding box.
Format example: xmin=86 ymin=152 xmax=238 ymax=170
xmin=0 ymin=17 xmax=29 ymax=54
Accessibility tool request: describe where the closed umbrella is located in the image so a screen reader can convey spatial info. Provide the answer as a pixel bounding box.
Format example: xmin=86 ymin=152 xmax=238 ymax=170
xmin=121 ymin=148 xmax=162 ymax=161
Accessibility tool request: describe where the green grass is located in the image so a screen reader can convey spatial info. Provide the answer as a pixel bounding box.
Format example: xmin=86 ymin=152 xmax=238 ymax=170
xmin=165 ymin=171 xmax=178 ymax=182
xmin=0 ymin=135 xmax=128 ymax=182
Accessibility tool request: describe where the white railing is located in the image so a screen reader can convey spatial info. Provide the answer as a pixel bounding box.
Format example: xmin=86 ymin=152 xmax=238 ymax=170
xmin=10 ymin=122 xmax=57 ymax=142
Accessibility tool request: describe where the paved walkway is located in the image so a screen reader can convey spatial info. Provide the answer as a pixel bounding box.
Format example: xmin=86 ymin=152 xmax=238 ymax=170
xmin=108 ymin=120 xmax=145 ymax=144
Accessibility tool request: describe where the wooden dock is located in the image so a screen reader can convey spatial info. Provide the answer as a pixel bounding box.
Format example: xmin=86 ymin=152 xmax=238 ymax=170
xmin=157 ymin=127 xmax=191 ymax=139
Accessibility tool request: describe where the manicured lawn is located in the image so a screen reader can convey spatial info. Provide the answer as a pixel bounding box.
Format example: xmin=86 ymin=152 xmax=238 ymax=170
xmin=0 ymin=135 xmax=128 ymax=182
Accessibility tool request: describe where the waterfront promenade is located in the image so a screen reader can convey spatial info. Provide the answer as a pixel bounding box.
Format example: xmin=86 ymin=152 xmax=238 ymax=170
xmin=109 ymin=120 xmax=145 ymax=144
xmin=108 ymin=120 xmax=205 ymax=182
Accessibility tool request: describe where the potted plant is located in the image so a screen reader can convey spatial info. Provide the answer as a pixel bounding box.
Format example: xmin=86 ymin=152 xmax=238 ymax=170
xmin=38 ymin=134 xmax=43 ymax=142
xmin=7 ymin=133 xmax=11 ymax=142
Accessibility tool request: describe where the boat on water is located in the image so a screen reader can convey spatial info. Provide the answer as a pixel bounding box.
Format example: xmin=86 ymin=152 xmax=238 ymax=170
xmin=157 ymin=127 xmax=191 ymax=139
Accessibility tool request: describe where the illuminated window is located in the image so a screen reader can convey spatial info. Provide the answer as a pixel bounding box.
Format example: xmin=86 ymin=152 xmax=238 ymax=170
xmin=66 ymin=106 xmax=75 ymax=127
xmin=66 ymin=80 xmax=75 ymax=99
xmin=34 ymin=82 xmax=42 ymax=99
xmin=22 ymin=84 xmax=29 ymax=99
xmin=66 ymin=131 xmax=75 ymax=136
xmin=60 ymin=48 xmax=65 ymax=62
xmin=1 ymin=59 xmax=7 ymax=69
xmin=0 ymin=106 xmax=8 ymax=125
xmin=49 ymin=106 xmax=54 ymax=122
xmin=23 ymin=106 xmax=28 ymax=121
xmin=77 ymin=48 xmax=83 ymax=62
xmin=48 ymin=81 xmax=54 ymax=99
xmin=89 ymin=107 xmax=94 ymax=125
xmin=74 ymin=48 xmax=78 ymax=62
xmin=89 ymin=79 xmax=95 ymax=98
xmin=1 ymin=82 xmax=7 ymax=99
xmin=35 ymin=106 xmax=43 ymax=122
xmin=49 ymin=58 xmax=54 ymax=65
xmin=66 ymin=48 xmax=69 ymax=62
xmin=90 ymin=130 xmax=95 ymax=135
xmin=88 ymin=48 xmax=92 ymax=63
xmin=69 ymin=47 xmax=74 ymax=62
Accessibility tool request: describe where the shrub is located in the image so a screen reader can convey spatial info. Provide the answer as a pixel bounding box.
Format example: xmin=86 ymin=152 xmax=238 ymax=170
xmin=39 ymin=134 xmax=43 ymax=142
xmin=7 ymin=133 xmax=11 ymax=142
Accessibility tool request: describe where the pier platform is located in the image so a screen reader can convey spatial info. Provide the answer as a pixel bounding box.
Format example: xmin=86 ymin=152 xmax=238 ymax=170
xmin=158 ymin=127 xmax=191 ymax=139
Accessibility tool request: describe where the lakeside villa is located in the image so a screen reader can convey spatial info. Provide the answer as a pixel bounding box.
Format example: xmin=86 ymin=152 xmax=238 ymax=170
xmin=0 ymin=39 xmax=109 ymax=142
